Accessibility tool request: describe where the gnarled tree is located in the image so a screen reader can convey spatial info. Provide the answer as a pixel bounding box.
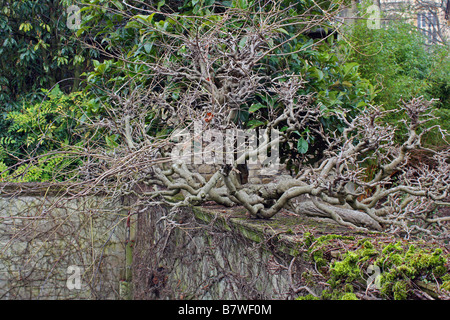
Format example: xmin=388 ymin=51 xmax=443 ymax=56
xmin=5 ymin=0 xmax=449 ymax=239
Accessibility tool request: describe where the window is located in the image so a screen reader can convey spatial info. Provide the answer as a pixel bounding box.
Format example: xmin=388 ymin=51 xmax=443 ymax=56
xmin=417 ymin=12 xmax=439 ymax=42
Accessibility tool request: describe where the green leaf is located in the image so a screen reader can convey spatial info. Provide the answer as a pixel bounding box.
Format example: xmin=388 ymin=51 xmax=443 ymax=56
xmin=239 ymin=36 xmax=247 ymax=49
xmin=105 ymin=134 xmax=119 ymax=148
xmin=247 ymin=119 xmax=265 ymax=129
xmin=342 ymin=81 xmax=353 ymax=87
xmin=157 ymin=0 xmax=165 ymax=10
xmin=297 ymin=137 xmax=309 ymax=154
xmin=310 ymin=67 xmax=324 ymax=81
xmin=342 ymin=62 xmax=359 ymax=76
xmin=357 ymin=101 xmax=368 ymax=108
xmin=144 ymin=42 xmax=153 ymax=54
xmin=112 ymin=0 xmax=124 ymax=10
xmin=133 ymin=13 xmax=156 ymax=25
xmin=276 ymin=28 xmax=289 ymax=35
xmin=125 ymin=21 xmax=142 ymax=29
xmin=238 ymin=110 xmax=249 ymax=123
xmin=233 ymin=0 xmax=248 ymax=9
xmin=248 ymin=103 xmax=266 ymax=113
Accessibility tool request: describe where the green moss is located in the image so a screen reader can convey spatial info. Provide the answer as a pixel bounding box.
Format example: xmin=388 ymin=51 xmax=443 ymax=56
xmin=307 ymin=234 xmax=357 ymax=269
xmin=392 ymin=280 xmax=409 ymax=300
xmin=301 ymin=234 xmax=449 ymax=300
xmin=376 ymin=244 xmax=449 ymax=299
xmin=381 ymin=241 xmax=404 ymax=255
xmin=434 ymin=265 xmax=447 ymax=277
xmin=301 ymin=270 xmax=316 ymax=288
xmin=312 ymin=249 xmax=324 ymax=262
xmin=356 ymin=239 xmax=379 ymax=260
xmin=320 ymin=289 xmax=336 ymax=300
xmin=314 ymin=234 xmax=355 ymax=246
xmin=330 ymin=251 xmax=361 ymax=283
xmin=320 ymin=288 xmax=359 ymax=300
xmin=296 ymin=294 xmax=320 ymax=300
xmin=341 ymin=292 xmax=358 ymax=300
xmin=168 ymin=192 xmax=185 ymax=203
xmin=357 ymin=239 xmax=374 ymax=249
xmin=302 ymin=232 xmax=315 ymax=248
xmin=343 ymin=283 xmax=354 ymax=293
xmin=192 ymin=208 xmax=449 ymax=300
xmin=309 ymin=249 xmax=322 ymax=261
xmin=442 ymin=280 xmax=450 ymax=292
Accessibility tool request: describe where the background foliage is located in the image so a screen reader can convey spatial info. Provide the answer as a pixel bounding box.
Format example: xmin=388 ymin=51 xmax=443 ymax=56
xmin=0 ymin=0 xmax=98 ymax=180
xmin=0 ymin=85 xmax=85 ymax=181
xmin=78 ymin=0 xmax=376 ymax=172
xmin=344 ymin=16 xmax=450 ymax=146
xmin=0 ymin=0 xmax=448 ymax=180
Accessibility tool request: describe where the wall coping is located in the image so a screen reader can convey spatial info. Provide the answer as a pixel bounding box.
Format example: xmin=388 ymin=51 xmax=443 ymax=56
xmin=0 ymin=182 xmax=104 ymax=197
xmin=190 ymin=205 xmax=375 ymax=257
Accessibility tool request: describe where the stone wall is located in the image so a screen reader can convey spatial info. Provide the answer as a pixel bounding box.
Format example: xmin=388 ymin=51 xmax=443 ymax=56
xmin=0 ymin=184 xmax=128 ymax=299
xmin=0 ymin=183 xmax=328 ymax=300
xmin=131 ymin=205 xmax=327 ymax=300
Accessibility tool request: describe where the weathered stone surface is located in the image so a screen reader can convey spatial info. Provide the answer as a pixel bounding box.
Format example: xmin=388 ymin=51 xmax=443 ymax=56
xmin=131 ymin=205 xmax=337 ymax=300
xmin=0 ymin=188 xmax=127 ymax=300
xmin=0 ymin=183 xmax=345 ymax=300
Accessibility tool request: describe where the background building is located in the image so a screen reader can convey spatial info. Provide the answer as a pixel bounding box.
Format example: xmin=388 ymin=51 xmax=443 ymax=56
xmin=340 ymin=0 xmax=450 ymax=44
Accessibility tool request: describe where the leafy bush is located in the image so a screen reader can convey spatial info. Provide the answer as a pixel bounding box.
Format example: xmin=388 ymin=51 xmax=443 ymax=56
xmin=0 ymin=85 xmax=86 ymax=181
xmin=345 ymin=16 xmax=450 ymax=146
xmin=0 ymin=0 xmax=96 ymax=104
xmin=79 ymin=0 xmax=376 ymax=173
